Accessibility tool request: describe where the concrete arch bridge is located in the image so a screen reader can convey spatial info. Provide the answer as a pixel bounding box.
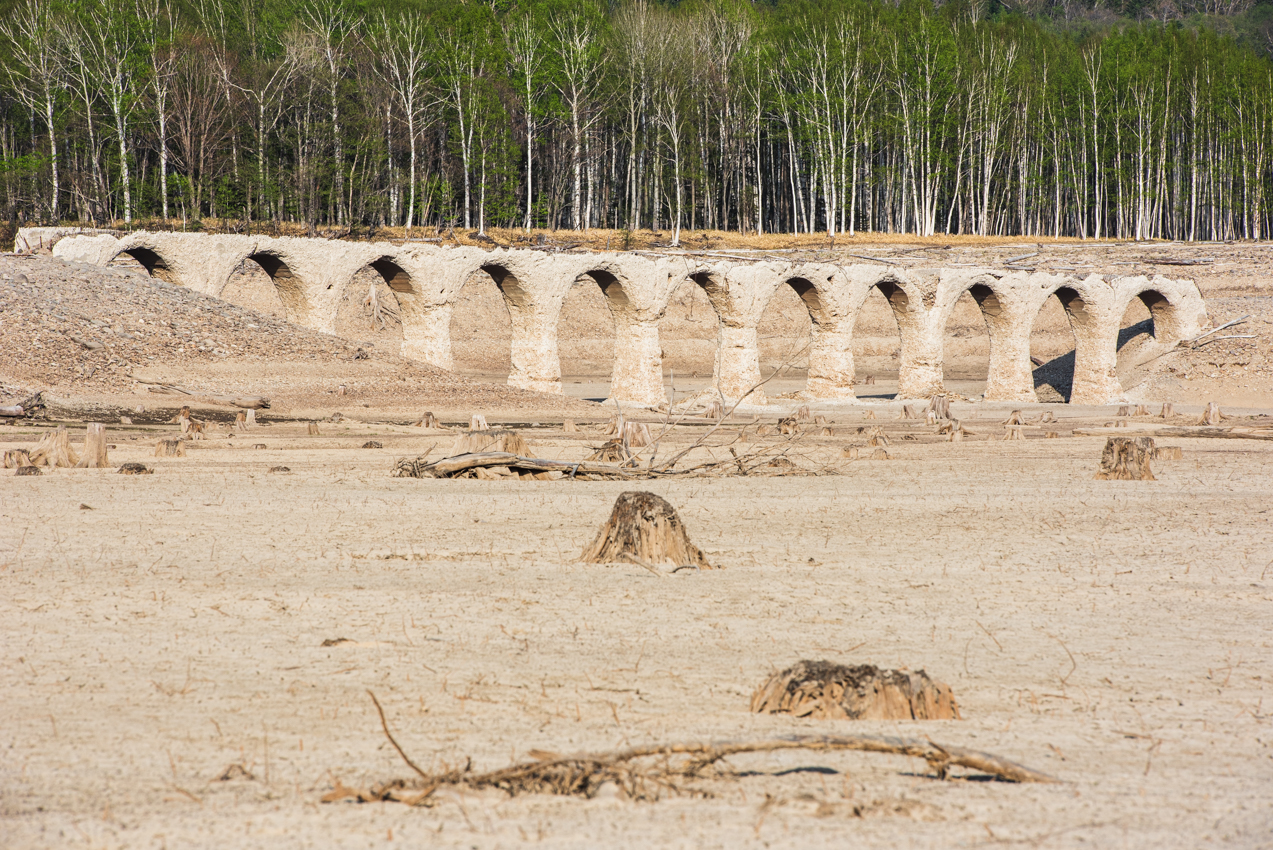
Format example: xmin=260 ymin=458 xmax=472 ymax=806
xmin=51 ymin=231 xmax=1207 ymax=407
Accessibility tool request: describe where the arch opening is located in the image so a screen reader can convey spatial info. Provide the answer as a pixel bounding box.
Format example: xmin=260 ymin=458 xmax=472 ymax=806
xmin=757 ymin=278 xmax=816 ymax=394
xmin=220 ymin=253 xmax=307 ymax=321
xmin=658 ymin=276 xmax=723 ymax=394
xmin=942 ymin=284 xmax=995 ymax=397
xmin=334 ymin=261 xmax=408 ymax=356
xmin=1031 ymin=286 xmax=1085 ymax=402
xmin=109 ymin=247 xmax=180 ymax=286
xmin=851 ymin=281 xmax=906 ymax=398
xmin=1116 ymin=289 xmax=1174 ymax=390
xmin=558 ymin=270 xmax=628 ymax=400
xmin=448 ymin=264 xmax=525 ymax=381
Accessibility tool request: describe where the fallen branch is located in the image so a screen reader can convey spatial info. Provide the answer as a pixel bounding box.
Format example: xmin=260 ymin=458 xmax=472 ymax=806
xmin=1073 ymin=426 xmax=1273 ymax=442
xmin=326 ymin=694 xmax=1059 ymax=805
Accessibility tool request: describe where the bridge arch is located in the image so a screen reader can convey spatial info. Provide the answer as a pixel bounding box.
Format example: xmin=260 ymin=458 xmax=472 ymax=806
xmin=109 ymin=246 xmax=181 ymax=287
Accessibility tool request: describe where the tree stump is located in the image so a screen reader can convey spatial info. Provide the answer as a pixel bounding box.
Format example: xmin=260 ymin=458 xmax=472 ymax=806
xmin=1002 ymin=425 xmax=1026 ymax=441
xmin=29 ymin=426 xmax=78 ymax=468
xmin=75 ymin=423 xmax=110 ymax=468
xmin=1038 ymin=410 xmax=1056 ymax=424
xmin=841 ymin=447 xmax=860 ymax=459
xmin=925 ymin=394 xmax=950 ymax=420
xmin=813 ymin=415 xmax=828 ymax=426
xmin=820 ymin=427 xmax=834 ymax=436
xmin=15 ymin=465 xmax=41 ymax=476
xmin=1133 ymin=404 xmax=1150 ymax=416
xmin=862 ymin=410 xmax=876 ymax=421
xmin=235 ymin=412 xmax=247 ymax=431
xmin=120 ymin=416 xmax=132 ymax=425
xmin=469 ymin=414 xmax=489 ymax=431
xmin=246 ymin=409 xmax=256 ymax=427
xmin=1116 ymin=405 xmax=1131 ymax=417
xmin=863 ymin=375 xmax=875 ymax=385
xmin=1045 ymin=431 xmax=1059 ymax=438
xmin=621 ymin=421 xmax=652 ymax=449
xmin=449 ymin=429 xmax=531 ymax=457
xmin=563 ymin=419 xmax=578 ymax=433
xmin=900 ymin=405 xmax=917 ymax=420
xmin=4 ymin=449 xmax=32 ymax=468
xmin=1160 ymin=403 xmax=1174 ymax=419
xmin=777 ymin=417 xmax=799 ymax=435
xmin=362 ymin=440 xmax=384 ymax=449
xmin=795 ymin=404 xmax=811 ymax=422
xmin=155 ymin=439 xmax=186 ymax=457
xmin=865 ymin=427 xmax=889 ymax=447
xmin=307 ymin=422 xmax=321 ymax=436
xmin=580 ymin=491 xmax=711 ymax=570
xmin=1096 ymin=437 xmax=1156 ymax=481
xmin=180 ymin=416 xmax=204 ymax=439
xmin=870 ymin=448 xmax=890 ymax=460
xmin=1153 ymin=445 xmax=1183 ymax=461
xmin=703 ymin=399 xmax=724 ymax=420
xmin=750 ymin=661 xmax=960 ymax=721
xmin=756 ymin=424 xmax=774 ymax=436
xmin=118 ymin=462 xmax=152 ymax=475
xmin=1198 ymin=402 xmax=1222 ymax=426
xmin=1003 ymin=410 xmax=1025 ymax=426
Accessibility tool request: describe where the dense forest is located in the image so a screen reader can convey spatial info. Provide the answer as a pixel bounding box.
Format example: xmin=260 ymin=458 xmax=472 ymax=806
xmin=2 ymin=0 xmax=1272 ymax=241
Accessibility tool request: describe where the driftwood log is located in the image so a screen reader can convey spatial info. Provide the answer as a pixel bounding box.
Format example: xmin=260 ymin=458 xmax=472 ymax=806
xmin=580 ymin=491 xmax=711 ymax=570
xmin=751 ymin=661 xmax=960 ymax=721
xmin=1074 ymin=426 xmax=1273 ymax=443
xmin=1095 ymin=437 xmax=1156 ymax=480
xmin=75 ymin=423 xmax=110 ymax=468
xmin=395 ymin=452 xmax=632 ymax=480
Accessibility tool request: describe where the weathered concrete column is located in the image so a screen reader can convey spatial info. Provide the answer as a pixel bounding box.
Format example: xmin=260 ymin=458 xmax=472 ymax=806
xmin=508 ymin=301 xmax=562 ymax=394
xmin=609 ymin=315 xmax=666 ymax=406
xmin=401 ymin=302 xmax=455 ymax=370
xmin=896 ymin=313 xmax=946 ymax=399
xmin=981 ymin=283 xmax=1038 ymax=403
xmin=1068 ymin=328 xmax=1123 ymax=404
xmin=714 ymin=323 xmax=764 ymax=403
xmin=805 ymin=321 xmax=856 ymax=399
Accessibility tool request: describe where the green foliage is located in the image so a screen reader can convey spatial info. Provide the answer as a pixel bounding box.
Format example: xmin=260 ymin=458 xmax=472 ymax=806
xmin=0 ymin=0 xmax=1269 ymax=237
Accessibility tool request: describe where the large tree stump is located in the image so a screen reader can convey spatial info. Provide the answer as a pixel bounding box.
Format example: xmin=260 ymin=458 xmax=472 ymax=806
xmin=29 ymin=426 xmax=78 ymax=468
xmin=580 ymin=491 xmax=711 ymax=570
xmin=449 ymin=429 xmax=531 ymax=457
xmin=75 ymin=423 xmax=110 ymax=468
xmin=751 ymin=660 xmax=961 ymax=721
xmin=1199 ymin=402 xmax=1222 ymax=426
xmin=469 ymin=414 xmax=489 ymax=431
xmin=926 ymin=394 xmax=950 ymax=420
xmin=307 ymin=422 xmax=321 ymax=436
xmin=1096 ymin=437 xmax=1156 ymax=480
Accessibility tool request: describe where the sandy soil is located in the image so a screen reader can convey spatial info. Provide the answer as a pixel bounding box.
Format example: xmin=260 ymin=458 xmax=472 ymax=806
xmin=2 ymin=406 xmax=1272 ymax=848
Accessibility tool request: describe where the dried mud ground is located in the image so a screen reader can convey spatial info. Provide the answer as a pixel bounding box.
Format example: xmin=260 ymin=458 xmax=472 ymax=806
xmin=2 ymin=411 xmax=1272 ymax=849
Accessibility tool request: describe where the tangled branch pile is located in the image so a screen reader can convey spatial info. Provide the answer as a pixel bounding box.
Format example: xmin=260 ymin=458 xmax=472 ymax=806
xmin=324 ymin=693 xmax=1056 ymax=807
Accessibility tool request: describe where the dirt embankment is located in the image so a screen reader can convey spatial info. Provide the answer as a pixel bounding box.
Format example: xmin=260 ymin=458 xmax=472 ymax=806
xmin=0 ymin=255 xmax=602 ymax=421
